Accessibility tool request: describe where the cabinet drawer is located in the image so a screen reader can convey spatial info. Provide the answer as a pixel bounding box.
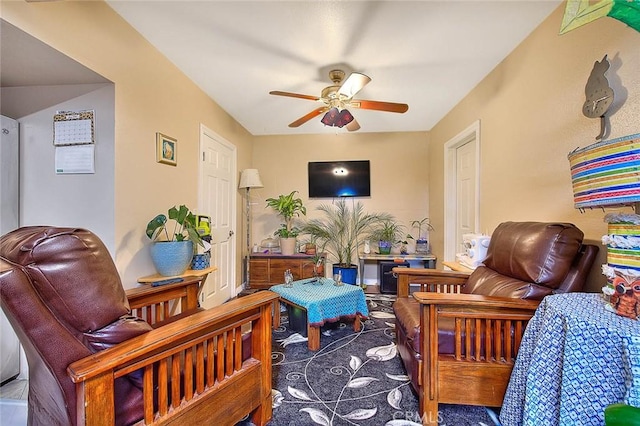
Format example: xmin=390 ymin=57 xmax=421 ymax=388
xmin=270 ymin=259 xmax=303 ymax=282
xmin=249 ymin=259 xmax=269 ymax=284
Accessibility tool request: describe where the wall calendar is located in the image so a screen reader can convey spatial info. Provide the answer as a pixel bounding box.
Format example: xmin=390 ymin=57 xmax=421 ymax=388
xmin=53 ymin=110 xmax=96 ymax=174
xmin=53 ymin=110 xmax=95 ymax=146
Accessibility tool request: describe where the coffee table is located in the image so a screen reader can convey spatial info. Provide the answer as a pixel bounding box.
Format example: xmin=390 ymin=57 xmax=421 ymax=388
xmin=271 ymin=278 xmax=369 ymax=351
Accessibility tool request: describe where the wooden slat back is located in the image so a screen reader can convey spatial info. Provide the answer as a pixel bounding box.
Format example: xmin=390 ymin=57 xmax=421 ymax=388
xmin=69 ymin=291 xmax=279 ymax=426
xmin=109 ymin=314 xmax=258 ymax=425
xmin=127 ymin=279 xmax=200 ymax=326
xmin=443 ymin=313 xmax=530 ymax=363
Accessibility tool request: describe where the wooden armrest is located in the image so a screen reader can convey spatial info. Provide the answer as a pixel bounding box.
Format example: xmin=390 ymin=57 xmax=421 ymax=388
xmin=413 ymin=292 xmax=540 ymax=311
xmin=126 ymin=278 xmax=201 ymax=324
xmin=394 ymin=268 xmax=471 ymax=280
xmin=394 ymin=268 xmax=470 ymax=298
xmin=69 ymin=291 xmax=279 ymax=382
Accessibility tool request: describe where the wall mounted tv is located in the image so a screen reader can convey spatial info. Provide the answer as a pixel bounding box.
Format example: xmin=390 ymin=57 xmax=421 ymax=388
xmin=308 ymin=160 xmax=371 ymax=198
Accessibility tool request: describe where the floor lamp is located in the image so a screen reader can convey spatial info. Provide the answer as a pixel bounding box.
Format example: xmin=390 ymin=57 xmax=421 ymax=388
xmin=239 ymin=168 xmax=263 ymax=288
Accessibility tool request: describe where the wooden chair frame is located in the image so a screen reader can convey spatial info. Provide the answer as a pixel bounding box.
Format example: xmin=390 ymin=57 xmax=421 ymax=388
xmin=125 ymin=278 xmax=201 ymax=325
xmin=67 ymin=280 xmax=279 ymax=426
xmin=395 ymin=269 xmax=539 ymax=426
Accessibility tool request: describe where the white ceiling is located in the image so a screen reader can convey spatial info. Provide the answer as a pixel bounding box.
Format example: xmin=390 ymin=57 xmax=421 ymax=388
xmin=106 ymin=0 xmax=561 ymax=135
xmin=2 ymin=1 xmax=562 ymax=136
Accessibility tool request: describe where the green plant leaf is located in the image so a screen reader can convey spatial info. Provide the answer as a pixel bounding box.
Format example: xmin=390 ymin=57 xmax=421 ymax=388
xmin=147 ymin=205 xmax=205 ymax=248
xmin=266 ymin=191 xmax=306 ymax=232
xmin=146 ymin=214 xmax=167 ymax=240
xmin=169 ymin=204 xmax=190 ymax=224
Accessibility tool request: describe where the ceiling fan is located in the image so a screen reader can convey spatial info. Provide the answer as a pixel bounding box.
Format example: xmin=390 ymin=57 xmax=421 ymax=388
xmin=269 ymin=69 xmax=409 ymax=131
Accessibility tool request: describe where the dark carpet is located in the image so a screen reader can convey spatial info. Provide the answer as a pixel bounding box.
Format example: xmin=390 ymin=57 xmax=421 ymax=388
xmin=241 ymin=293 xmax=499 ymax=426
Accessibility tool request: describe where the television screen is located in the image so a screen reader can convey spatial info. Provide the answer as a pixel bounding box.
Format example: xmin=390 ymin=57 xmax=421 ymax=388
xmin=308 ymin=160 xmax=370 ymax=198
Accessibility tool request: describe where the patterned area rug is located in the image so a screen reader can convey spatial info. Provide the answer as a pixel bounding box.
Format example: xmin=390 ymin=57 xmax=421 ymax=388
xmin=241 ymin=293 xmax=499 ymax=426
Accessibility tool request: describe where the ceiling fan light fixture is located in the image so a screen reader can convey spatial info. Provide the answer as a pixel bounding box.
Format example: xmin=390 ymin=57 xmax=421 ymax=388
xmin=321 ymin=107 xmax=354 ymax=128
xmin=270 ymin=69 xmax=407 ymax=131
xmin=335 ymin=109 xmax=354 ymax=128
xmin=321 ymin=107 xmax=340 ymax=126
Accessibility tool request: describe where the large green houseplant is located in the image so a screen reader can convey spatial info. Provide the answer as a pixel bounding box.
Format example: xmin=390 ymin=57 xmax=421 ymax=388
xmin=301 ymin=198 xmax=392 ymax=285
xmin=266 ymin=191 xmax=306 ymax=255
xmin=146 ymin=204 xmax=205 ymax=276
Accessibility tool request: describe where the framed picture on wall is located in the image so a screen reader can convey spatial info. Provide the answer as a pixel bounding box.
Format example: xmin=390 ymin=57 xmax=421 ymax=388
xmin=156 ymin=133 xmax=177 ymax=166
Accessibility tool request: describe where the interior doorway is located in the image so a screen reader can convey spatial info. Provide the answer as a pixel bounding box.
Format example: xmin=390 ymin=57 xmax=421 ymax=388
xmin=198 ymin=124 xmax=237 ymax=308
xmin=444 ymin=120 xmax=480 ymax=262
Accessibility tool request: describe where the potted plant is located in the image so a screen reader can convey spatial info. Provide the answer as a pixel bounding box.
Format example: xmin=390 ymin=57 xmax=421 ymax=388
xmin=146 ymin=204 xmax=205 ymax=276
xmin=371 ymin=220 xmax=406 ymax=255
xmin=301 ymin=198 xmax=392 ymax=285
xmin=411 ymin=217 xmax=434 ymax=254
xmin=397 ymin=235 xmax=413 ymax=255
xmin=311 ymin=253 xmax=325 ymax=277
xmin=266 ymin=191 xmax=306 ymax=255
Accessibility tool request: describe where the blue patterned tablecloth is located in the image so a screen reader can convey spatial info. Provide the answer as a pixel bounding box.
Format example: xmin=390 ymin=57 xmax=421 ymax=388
xmin=500 ymin=293 xmax=640 ymax=426
xmin=271 ymin=279 xmax=369 ymax=326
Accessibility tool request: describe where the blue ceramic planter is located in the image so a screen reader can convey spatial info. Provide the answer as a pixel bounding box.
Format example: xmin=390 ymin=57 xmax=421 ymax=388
xmin=150 ymin=241 xmax=194 ymax=276
xmin=378 ymin=240 xmax=392 ymax=255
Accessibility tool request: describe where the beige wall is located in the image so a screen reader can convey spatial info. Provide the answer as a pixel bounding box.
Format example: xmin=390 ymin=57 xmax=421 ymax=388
xmin=428 ymin=5 xmax=640 ymax=292
xmin=2 ymin=1 xmax=254 ymax=286
xmin=252 ymin=132 xmax=430 ymax=260
xmin=5 ymin=1 xmax=638 ymax=292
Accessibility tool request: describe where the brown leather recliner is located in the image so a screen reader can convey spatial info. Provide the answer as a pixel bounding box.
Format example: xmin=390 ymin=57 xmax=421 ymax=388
xmin=0 ymin=226 xmax=278 ymax=426
xmin=392 ymin=222 xmax=598 ymax=425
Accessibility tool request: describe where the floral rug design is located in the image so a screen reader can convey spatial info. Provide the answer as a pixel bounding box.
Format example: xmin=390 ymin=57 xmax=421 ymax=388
xmin=263 ymin=293 xmax=498 ymax=426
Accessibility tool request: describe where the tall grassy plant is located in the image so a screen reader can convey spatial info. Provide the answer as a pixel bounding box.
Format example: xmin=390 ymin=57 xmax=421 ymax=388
xmin=302 ymin=199 xmax=392 ymax=266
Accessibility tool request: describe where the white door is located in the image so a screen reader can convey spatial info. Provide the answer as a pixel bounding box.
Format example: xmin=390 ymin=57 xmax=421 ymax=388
xmin=444 ymin=121 xmax=480 ymax=262
xmin=199 ymin=125 xmax=236 ymax=309
xmin=455 ymin=141 xmax=476 ymax=254
xmin=1 ymin=115 xmax=21 ymax=383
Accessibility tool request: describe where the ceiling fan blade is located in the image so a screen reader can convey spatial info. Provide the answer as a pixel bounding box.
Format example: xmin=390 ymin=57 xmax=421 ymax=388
xmin=288 ymin=107 xmax=328 ymax=128
xmin=269 ymin=91 xmax=320 ymax=101
xmin=350 ymin=99 xmax=409 ymax=114
xmin=346 ymin=119 xmax=361 ymax=132
xmin=337 ymin=73 xmax=371 ymax=99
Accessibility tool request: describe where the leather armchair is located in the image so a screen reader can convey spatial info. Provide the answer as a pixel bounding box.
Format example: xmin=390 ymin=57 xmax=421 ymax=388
xmin=392 ymin=222 xmax=598 ymax=425
xmin=0 ymin=226 xmax=278 ymax=426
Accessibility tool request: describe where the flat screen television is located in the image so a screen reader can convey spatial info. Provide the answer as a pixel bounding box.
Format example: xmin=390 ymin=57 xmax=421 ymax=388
xmin=308 ymin=160 xmax=370 ymax=198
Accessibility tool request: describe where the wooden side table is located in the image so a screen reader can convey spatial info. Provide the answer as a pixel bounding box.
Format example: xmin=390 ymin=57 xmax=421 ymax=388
xmin=271 ymin=279 xmax=369 ymax=351
xmin=442 ymin=261 xmax=473 ymax=273
xmin=137 ymin=266 xmax=217 ymax=311
xmin=358 ymin=253 xmax=437 ymax=286
xmin=137 ymin=266 xmax=217 ymax=285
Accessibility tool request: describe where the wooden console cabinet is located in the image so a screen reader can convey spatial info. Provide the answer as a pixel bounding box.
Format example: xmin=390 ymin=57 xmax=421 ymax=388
xmin=249 ymin=253 xmax=324 ymax=290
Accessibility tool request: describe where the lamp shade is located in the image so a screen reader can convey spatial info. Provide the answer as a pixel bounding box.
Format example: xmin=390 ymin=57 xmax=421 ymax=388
xmin=568 ymin=133 xmax=640 ymax=209
xmin=239 ymin=168 xmax=263 ymax=189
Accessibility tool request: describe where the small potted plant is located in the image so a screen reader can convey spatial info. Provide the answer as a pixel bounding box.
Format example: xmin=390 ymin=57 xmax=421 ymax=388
xmin=146 ymin=204 xmax=206 ymax=276
xmin=371 ymin=220 xmax=405 ymax=255
xmin=397 ymin=235 xmax=414 ymax=255
xmin=311 ymin=253 xmax=325 ymax=277
xmin=266 ymin=191 xmax=306 ymax=255
xmin=411 ymin=217 xmax=434 ymax=254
